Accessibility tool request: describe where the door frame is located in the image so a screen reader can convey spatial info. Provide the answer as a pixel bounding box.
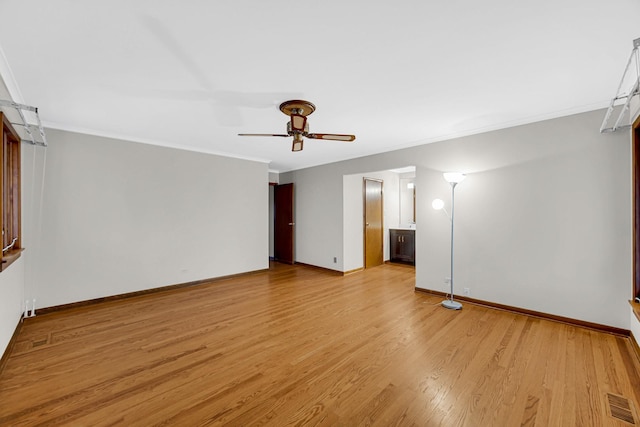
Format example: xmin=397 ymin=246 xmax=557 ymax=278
xmin=633 ymin=114 xmax=640 ymax=300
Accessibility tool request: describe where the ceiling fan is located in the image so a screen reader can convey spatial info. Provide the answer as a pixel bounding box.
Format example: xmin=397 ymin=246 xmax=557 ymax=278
xmin=238 ymin=100 xmax=356 ymax=152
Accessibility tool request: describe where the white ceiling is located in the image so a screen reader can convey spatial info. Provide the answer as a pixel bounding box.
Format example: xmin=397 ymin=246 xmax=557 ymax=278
xmin=0 ymin=1 xmax=638 ymax=172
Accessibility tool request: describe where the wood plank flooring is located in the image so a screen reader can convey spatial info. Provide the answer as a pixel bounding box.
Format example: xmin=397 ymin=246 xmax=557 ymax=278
xmin=1 ymin=262 xmax=639 ymax=426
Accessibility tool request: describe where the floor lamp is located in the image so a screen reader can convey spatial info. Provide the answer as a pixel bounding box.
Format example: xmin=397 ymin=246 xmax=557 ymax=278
xmin=434 ymin=172 xmax=466 ymax=310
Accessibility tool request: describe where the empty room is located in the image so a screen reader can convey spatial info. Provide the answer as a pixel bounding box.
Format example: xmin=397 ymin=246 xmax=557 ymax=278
xmin=1 ymin=1 xmax=639 ymax=425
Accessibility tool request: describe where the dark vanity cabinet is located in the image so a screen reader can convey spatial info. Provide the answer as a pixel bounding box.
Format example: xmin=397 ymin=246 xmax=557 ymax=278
xmin=390 ymin=229 xmax=415 ymax=264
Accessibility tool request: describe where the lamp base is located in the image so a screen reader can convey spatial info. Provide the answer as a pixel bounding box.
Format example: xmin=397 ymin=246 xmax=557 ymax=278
xmin=441 ymin=299 xmax=462 ymax=310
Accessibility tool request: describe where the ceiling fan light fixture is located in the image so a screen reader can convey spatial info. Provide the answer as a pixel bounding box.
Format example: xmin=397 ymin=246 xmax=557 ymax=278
xmin=291 ymin=113 xmax=307 ymax=132
xmin=292 ymin=134 xmax=304 ymax=152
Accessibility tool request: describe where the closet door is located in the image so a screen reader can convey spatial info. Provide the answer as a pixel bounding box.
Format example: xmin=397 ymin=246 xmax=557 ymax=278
xmin=364 ymin=178 xmax=383 ymax=268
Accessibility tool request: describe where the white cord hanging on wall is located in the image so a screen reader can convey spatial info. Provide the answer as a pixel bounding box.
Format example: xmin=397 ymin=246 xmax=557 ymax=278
xmin=600 ymin=38 xmax=640 ymax=133
xmin=1 ymin=99 xmax=48 ymax=319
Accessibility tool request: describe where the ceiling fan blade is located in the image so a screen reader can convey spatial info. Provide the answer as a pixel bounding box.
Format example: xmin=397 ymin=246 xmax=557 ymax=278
xmin=306 ymin=133 xmax=356 ymax=142
xmin=238 ymin=133 xmax=290 ymax=137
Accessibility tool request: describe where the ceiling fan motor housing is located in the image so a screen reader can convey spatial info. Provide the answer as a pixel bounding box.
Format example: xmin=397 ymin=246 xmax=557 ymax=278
xmin=279 ymin=100 xmax=316 ymax=117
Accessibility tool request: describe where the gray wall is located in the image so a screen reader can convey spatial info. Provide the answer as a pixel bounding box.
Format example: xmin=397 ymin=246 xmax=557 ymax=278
xmin=283 ymin=109 xmax=632 ymax=329
xmin=3 ymin=127 xmax=271 ymax=355
xmin=26 ymin=129 xmax=269 ymax=309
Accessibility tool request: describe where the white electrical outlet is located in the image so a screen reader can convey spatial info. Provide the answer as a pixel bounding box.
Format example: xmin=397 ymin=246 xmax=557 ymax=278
xmin=463 ymin=287 xmax=470 ymax=296
xmin=444 ymin=277 xmax=451 ymax=284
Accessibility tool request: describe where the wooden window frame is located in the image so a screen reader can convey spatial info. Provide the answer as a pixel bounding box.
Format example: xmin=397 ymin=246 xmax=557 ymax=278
xmin=0 ymin=112 xmax=22 ymax=271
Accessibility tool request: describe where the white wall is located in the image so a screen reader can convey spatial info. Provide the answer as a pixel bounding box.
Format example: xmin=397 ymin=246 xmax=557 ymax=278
xmin=343 ymin=174 xmax=361 ymax=271
xmin=420 ymin=139 xmax=630 ymax=326
xmin=422 ymin=118 xmax=631 ymax=329
xmin=2 ymin=126 xmax=270 ymax=357
xmin=399 ymin=173 xmax=416 ymax=227
xmin=283 ymin=109 xmax=632 ymax=329
xmin=281 ymin=166 xmax=344 ymax=270
xmin=27 ymin=129 xmax=269 ymax=308
xmin=0 ymin=257 xmax=24 ymax=358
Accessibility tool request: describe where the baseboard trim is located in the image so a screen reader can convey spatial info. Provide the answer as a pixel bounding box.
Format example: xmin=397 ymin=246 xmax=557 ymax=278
xmin=294 ymin=262 xmax=343 ymax=276
xmin=384 ymin=261 xmax=416 ymax=270
xmin=385 ymin=260 xmax=415 ymax=267
xmin=33 ymin=268 xmax=269 ymax=317
xmin=0 ymin=315 xmax=24 ymax=376
xmin=293 ymin=262 xmax=409 ymax=276
xmin=415 ymin=288 xmax=630 ymax=337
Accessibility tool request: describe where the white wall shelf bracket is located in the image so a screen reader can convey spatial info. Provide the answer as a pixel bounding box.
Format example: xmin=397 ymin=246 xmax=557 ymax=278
xmin=0 ymin=99 xmax=47 ymax=146
xmin=600 ymin=38 xmax=640 ymax=133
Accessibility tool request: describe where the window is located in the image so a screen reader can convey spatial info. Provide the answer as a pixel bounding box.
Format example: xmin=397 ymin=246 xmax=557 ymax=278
xmin=0 ymin=112 xmax=21 ymax=270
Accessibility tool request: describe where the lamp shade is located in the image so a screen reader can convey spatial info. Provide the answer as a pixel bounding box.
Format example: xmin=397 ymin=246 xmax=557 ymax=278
xmin=432 ymin=199 xmax=445 ymax=210
xmin=443 ymin=172 xmax=466 ymax=184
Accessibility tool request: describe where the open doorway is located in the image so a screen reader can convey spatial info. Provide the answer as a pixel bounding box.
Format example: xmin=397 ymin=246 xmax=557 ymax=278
xmin=342 ymin=166 xmax=416 ymax=273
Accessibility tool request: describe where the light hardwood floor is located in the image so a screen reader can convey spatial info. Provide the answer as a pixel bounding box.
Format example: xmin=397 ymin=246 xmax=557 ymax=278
xmin=1 ymin=262 xmax=639 ymax=426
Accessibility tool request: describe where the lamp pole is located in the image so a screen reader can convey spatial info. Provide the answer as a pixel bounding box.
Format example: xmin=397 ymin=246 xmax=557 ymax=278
xmin=441 ymin=173 xmax=465 ymax=310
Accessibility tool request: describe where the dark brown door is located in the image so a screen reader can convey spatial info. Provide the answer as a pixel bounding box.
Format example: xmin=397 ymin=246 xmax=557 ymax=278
xmin=274 ymin=183 xmax=295 ymax=264
xmin=364 ymin=178 xmax=383 ymax=268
